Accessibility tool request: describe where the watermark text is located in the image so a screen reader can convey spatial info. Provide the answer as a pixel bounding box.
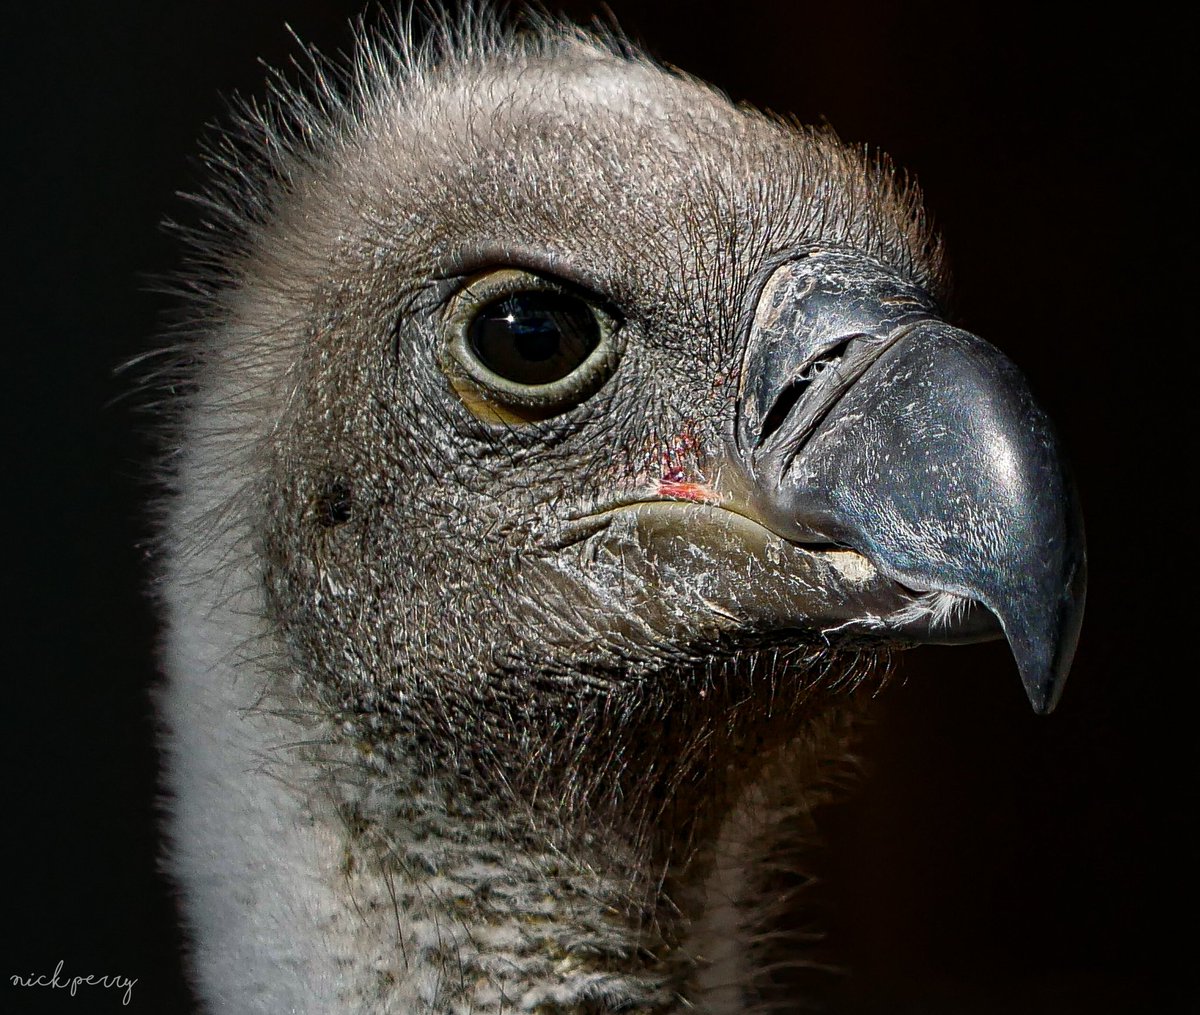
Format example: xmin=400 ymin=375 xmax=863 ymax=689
xmin=10 ymin=959 xmax=136 ymax=1005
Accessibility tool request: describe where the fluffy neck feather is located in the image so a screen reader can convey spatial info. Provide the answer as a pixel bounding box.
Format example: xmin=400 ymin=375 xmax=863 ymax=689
xmin=162 ymin=648 xmax=858 ymax=1013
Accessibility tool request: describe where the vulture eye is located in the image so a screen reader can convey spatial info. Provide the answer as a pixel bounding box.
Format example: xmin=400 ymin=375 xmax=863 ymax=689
xmin=444 ymin=269 xmax=618 ymax=420
xmin=469 ymin=291 xmax=598 ymax=385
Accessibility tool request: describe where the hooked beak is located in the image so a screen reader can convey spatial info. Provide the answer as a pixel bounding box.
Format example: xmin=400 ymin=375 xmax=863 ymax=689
xmin=735 ymin=252 xmax=1087 ymax=713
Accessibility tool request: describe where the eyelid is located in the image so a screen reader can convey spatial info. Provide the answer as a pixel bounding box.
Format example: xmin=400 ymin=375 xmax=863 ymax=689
xmin=434 ymin=243 xmax=611 ymax=300
xmin=442 ymin=266 xmax=624 ymax=328
xmin=448 ymin=268 xmax=571 ymax=314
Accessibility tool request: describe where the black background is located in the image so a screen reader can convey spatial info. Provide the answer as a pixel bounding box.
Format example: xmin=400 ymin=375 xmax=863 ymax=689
xmin=3 ymin=2 xmax=1187 ymax=1012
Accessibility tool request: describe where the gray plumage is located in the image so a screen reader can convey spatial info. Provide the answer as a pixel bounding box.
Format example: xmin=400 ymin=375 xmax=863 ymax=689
xmin=154 ymin=10 xmax=1083 ymax=1013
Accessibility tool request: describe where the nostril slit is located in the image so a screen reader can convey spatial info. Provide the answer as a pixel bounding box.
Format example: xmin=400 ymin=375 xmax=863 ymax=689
xmin=759 ymin=377 xmax=810 ymax=445
xmin=756 ymin=338 xmax=853 ymax=446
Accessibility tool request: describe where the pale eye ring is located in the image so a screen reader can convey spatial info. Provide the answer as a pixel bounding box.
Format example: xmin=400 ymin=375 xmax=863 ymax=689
xmin=444 ymin=269 xmax=619 ymax=417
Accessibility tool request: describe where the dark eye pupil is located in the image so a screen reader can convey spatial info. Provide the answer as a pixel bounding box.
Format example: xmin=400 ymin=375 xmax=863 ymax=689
xmin=468 ymin=291 xmax=600 ymax=386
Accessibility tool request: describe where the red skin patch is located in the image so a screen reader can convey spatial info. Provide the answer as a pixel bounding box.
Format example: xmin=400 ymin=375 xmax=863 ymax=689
xmin=655 ymin=421 xmax=717 ymax=502
xmin=656 ymin=480 xmax=718 ymax=504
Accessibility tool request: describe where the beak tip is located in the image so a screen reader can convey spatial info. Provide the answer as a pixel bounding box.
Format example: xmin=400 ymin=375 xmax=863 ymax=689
xmin=1023 ymin=672 xmax=1063 ymax=716
xmin=1009 ymin=572 xmax=1086 ymax=716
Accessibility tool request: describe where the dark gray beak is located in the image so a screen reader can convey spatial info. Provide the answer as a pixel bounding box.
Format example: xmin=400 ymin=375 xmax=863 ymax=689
xmin=737 ymin=252 xmax=1086 ymax=713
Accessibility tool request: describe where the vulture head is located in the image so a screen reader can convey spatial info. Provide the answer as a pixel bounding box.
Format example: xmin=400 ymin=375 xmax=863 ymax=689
xmin=157 ymin=11 xmax=1085 ymax=1013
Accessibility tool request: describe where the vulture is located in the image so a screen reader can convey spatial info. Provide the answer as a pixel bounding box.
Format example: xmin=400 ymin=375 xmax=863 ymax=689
xmin=155 ymin=9 xmax=1086 ymax=1014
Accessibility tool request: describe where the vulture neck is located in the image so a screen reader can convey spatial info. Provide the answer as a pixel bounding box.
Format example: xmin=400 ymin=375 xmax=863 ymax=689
xmin=167 ymin=619 xmax=852 ymax=1013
